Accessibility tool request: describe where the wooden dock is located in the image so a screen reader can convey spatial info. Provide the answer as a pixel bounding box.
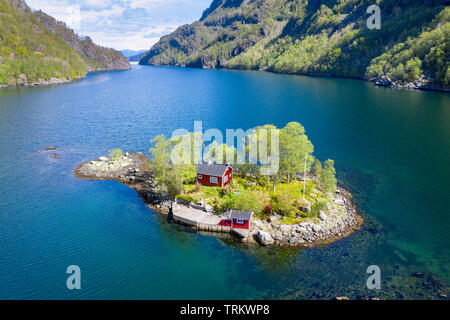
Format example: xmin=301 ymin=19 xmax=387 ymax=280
xmin=231 ymin=228 xmax=250 ymax=239
xmin=172 ymin=204 xmax=232 ymax=233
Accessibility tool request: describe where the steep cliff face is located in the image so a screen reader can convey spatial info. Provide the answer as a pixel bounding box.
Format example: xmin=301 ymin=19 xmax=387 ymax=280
xmin=0 ymin=0 xmax=129 ymax=87
xmin=9 ymin=0 xmax=25 ymax=10
xmin=140 ymin=0 xmax=449 ymax=91
xmin=35 ymin=10 xmax=130 ymax=72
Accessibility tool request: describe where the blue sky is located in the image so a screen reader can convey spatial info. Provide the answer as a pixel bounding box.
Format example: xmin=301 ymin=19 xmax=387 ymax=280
xmin=25 ymin=0 xmax=211 ymax=50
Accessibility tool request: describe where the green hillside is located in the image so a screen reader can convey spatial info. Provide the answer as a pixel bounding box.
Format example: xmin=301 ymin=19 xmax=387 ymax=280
xmin=0 ymin=0 xmax=129 ymax=87
xmin=140 ymin=0 xmax=449 ymax=91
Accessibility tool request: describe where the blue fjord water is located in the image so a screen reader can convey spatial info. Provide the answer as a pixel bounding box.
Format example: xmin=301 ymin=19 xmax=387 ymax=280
xmin=0 ymin=65 xmax=449 ymax=299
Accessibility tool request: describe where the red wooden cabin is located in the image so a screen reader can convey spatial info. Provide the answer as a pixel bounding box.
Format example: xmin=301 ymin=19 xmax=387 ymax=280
xmin=196 ymin=162 xmax=233 ymax=187
xmin=219 ymin=210 xmax=253 ymax=230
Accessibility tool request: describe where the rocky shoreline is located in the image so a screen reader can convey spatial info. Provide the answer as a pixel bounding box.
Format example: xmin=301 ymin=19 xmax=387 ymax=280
xmin=0 ymin=77 xmax=78 ymax=88
xmin=0 ymin=68 xmax=130 ymax=89
xmin=367 ymin=75 xmax=450 ymax=93
xmin=74 ymin=152 xmax=363 ymax=247
xmin=74 ymin=152 xmax=173 ymax=213
xmin=268 ymin=71 xmax=450 ymax=93
xmin=3 ymin=68 xmax=446 ymax=93
xmin=268 ymin=70 xmax=450 ymax=93
xmin=251 ymin=187 xmax=362 ymax=247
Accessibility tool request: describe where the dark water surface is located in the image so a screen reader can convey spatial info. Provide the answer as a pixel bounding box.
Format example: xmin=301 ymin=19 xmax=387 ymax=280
xmin=0 ymin=65 xmax=448 ymax=299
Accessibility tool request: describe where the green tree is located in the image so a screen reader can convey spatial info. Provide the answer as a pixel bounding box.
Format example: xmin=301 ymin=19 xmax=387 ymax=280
xmin=203 ymin=140 xmax=237 ymax=165
xmin=279 ymin=122 xmax=314 ymax=184
xmin=170 ymin=133 xmax=198 ymax=184
xmin=149 ymin=135 xmax=191 ymax=198
xmin=174 ymin=163 xmax=197 ymax=185
xmin=311 ymin=159 xmax=323 ymax=183
xmin=404 ymin=57 xmax=422 ymax=82
xmin=149 ymin=135 xmax=172 ymax=183
xmin=321 ymin=159 xmax=337 ymax=194
xmin=236 ymin=163 xmax=259 ymax=178
xmin=249 ymin=124 xmax=279 ymax=190
xmin=225 ymin=189 xmax=264 ymax=214
xmin=164 ymin=170 xmax=183 ymax=198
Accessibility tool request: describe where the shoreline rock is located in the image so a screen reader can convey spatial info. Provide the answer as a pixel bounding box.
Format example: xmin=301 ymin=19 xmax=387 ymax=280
xmin=74 ymin=152 xmax=171 ymax=214
xmin=368 ymin=75 xmax=450 ymax=93
xmin=74 ymin=152 xmax=363 ymax=247
xmin=255 ymin=230 xmax=275 ymax=246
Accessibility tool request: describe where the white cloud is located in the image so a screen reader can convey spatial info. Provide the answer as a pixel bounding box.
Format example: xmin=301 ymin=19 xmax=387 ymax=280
xmin=27 ymin=0 xmax=82 ymax=29
xmin=25 ymin=0 xmax=211 ymax=50
xmin=126 ymin=0 xmax=184 ymax=10
xmin=87 ymin=24 xmax=179 ymax=50
xmin=79 ymin=5 xmax=125 ymax=24
xmin=79 ymin=0 xmax=113 ymax=10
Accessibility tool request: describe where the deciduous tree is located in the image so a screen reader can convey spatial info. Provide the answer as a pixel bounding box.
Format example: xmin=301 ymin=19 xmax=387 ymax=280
xmin=321 ymin=159 xmax=337 ymax=194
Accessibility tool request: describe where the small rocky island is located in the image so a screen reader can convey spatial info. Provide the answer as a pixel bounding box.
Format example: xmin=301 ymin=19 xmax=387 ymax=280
xmin=75 ymin=152 xmax=363 ymax=247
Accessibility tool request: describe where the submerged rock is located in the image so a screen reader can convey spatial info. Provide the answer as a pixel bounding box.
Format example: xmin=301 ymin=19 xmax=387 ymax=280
xmin=412 ymin=272 xmax=425 ymax=279
xmin=438 ymin=293 xmax=448 ymax=299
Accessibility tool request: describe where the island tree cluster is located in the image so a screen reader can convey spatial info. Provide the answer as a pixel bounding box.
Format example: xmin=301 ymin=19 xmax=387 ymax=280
xmin=149 ymin=122 xmax=338 ymax=222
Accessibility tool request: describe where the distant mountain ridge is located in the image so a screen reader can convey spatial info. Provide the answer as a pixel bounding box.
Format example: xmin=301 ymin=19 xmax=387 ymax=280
xmin=140 ymin=0 xmax=449 ymax=91
xmin=121 ymin=49 xmax=147 ymax=58
xmin=121 ymin=49 xmax=147 ymax=62
xmin=128 ymin=52 xmax=147 ymax=62
xmin=0 ymin=0 xmax=130 ymax=87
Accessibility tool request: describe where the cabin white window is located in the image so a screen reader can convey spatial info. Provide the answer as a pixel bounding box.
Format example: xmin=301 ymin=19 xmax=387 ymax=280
xmin=237 ymin=219 xmax=244 ymax=224
xmin=198 ymin=175 xmax=203 ymax=179
xmin=223 ymin=175 xmax=228 ymax=183
xmin=210 ymin=176 xmax=218 ymax=184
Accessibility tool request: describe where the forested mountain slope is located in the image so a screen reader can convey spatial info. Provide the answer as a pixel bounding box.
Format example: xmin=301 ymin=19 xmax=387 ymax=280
xmin=0 ymin=0 xmax=130 ymax=87
xmin=140 ymin=0 xmax=449 ymax=91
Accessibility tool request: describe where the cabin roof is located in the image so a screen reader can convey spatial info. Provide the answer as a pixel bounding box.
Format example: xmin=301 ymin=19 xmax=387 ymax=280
xmin=197 ymin=163 xmax=231 ymax=177
xmin=228 ymin=210 xmax=253 ymax=221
